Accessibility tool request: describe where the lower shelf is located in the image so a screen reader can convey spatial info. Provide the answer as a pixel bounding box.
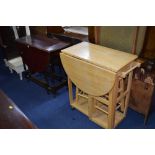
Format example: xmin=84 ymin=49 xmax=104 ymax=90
xmin=92 ymin=110 xmax=124 ymax=129
xmin=71 ymin=99 xmax=125 ymax=129
xmin=72 ymin=99 xmax=88 ymax=116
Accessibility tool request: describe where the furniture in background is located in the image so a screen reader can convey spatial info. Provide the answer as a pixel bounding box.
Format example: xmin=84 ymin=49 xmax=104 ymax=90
xmin=47 ymin=26 xmax=88 ymax=42
xmin=46 ymin=26 xmax=64 ymax=34
xmin=0 ymin=26 xmax=28 ymax=59
xmin=60 ymin=42 xmax=140 ymax=129
xmin=0 ymin=26 xmax=27 ymax=80
xmin=6 ymin=57 xmax=26 ymax=80
xmin=0 ymin=89 xmax=36 ymax=129
xmin=63 ymin=26 xmax=88 ymax=36
xmin=129 ymin=59 xmax=155 ymax=124
xmin=94 ymin=26 xmax=146 ymax=55
xmin=140 ymin=26 xmax=155 ymax=59
xmin=15 ymin=35 xmax=74 ymax=95
xmin=30 ymin=26 xmax=47 ymax=36
xmin=128 ymin=26 xmax=155 ymax=124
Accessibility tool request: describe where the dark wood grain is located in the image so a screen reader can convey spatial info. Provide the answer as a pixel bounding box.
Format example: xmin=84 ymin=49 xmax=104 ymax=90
xmin=47 ymin=26 xmax=65 ymax=34
xmin=16 ymin=35 xmax=70 ymax=53
xmin=15 ymin=35 xmax=72 ymax=94
xmin=16 ymin=35 xmax=72 ymax=73
xmin=129 ymin=78 xmax=154 ymax=124
xmin=141 ymin=26 xmax=155 ymax=59
xmin=0 ymin=26 xmax=26 ymax=60
xmin=88 ymin=26 xmax=96 ymax=43
xmin=0 ymin=90 xmax=36 ymax=129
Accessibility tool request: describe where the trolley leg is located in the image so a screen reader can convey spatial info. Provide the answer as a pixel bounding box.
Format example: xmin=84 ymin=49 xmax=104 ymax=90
xmin=120 ymin=78 xmax=125 ymax=111
xmin=68 ymin=78 xmax=74 ymax=107
xmin=124 ymin=71 xmax=133 ymax=116
xmin=108 ymin=77 xmax=119 ymax=129
xmin=75 ymin=87 xmax=79 ymax=104
xmin=88 ymin=95 xmax=94 ymax=119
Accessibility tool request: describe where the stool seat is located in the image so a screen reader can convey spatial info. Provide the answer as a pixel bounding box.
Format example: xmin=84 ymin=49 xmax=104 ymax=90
xmin=5 ymin=57 xmax=26 ymax=80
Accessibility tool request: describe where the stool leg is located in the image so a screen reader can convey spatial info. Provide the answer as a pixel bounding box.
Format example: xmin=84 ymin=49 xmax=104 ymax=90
xmin=9 ymin=68 xmax=13 ymax=73
xmin=19 ymin=73 xmax=23 ymax=80
xmin=4 ymin=59 xmax=8 ymax=67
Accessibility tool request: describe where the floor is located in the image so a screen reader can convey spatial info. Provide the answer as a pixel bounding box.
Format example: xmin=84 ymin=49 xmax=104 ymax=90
xmin=0 ymin=52 xmax=155 ymax=129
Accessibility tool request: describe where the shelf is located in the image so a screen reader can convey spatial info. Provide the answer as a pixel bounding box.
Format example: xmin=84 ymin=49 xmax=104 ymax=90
xmin=92 ymin=110 xmax=124 ymax=129
xmin=72 ymin=99 xmax=89 ymax=116
xmin=71 ymin=97 xmax=125 ymax=129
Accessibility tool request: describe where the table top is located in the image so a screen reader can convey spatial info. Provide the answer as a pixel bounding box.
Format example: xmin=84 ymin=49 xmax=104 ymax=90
xmin=16 ymin=35 xmax=71 ymax=53
xmin=0 ymin=90 xmax=36 ymax=129
xmin=62 ymin=42 xmax=138 ymax=72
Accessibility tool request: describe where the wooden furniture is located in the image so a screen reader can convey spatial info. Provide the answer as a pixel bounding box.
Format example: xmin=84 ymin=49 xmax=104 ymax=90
xmin=5 ymin=57 xmax=26 ymax=80
xmin=129 ymin=60 xmax=155 ymax=124
xmin=0 ymin=26 xmax=26 ymax=60
xmin=88 ymin=26 xmax=100 ymax=44
xmin=47 ymin=26 xmax=65 ymax=34
xmin=0 ymin=90 xmax=36 ymax=129
xmin=140 ymin=26 xmax=155 ymax=59
xmin=47 ymin=27 xmax=88 ymax=42
xmin=16 ymin=35 xmax=72 ymax=95
xmin=60 ymin=42 xmax=140 ymax=129
xmin=129 ymin=26 xmax=155 ymax=123
xmin=0 ymin=26 xmax=27 ymax=80
xmin=30 ymin=26 xmax=47 ymax=36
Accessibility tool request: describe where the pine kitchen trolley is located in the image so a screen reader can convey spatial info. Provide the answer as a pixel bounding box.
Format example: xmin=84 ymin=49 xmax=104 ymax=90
xmin=60 ymin=42 xmax=140 ymax=129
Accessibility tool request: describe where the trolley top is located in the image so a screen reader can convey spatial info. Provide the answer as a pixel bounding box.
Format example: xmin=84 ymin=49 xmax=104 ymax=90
xmin=61 ymin=42 xmax=138 ymax=72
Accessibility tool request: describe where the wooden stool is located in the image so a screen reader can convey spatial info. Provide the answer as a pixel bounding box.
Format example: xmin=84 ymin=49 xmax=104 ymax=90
xmin=4 ymin=57 xmax=26 ymax=80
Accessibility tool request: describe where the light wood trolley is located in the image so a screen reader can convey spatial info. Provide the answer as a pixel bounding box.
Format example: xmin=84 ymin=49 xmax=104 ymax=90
xmin=61 ymin=42 xmax=140 ymax=129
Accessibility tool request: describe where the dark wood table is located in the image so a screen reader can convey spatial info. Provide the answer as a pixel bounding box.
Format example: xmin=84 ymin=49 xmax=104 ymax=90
xmin=0 ymin=90 xmax=36 ymax=129
xmin=16 ymin=35 xmax=72 ymax=95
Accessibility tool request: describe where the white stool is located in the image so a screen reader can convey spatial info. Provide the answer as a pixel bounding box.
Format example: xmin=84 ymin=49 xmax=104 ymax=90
xmin=4 ymin=57 xmax=26 ymax=80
